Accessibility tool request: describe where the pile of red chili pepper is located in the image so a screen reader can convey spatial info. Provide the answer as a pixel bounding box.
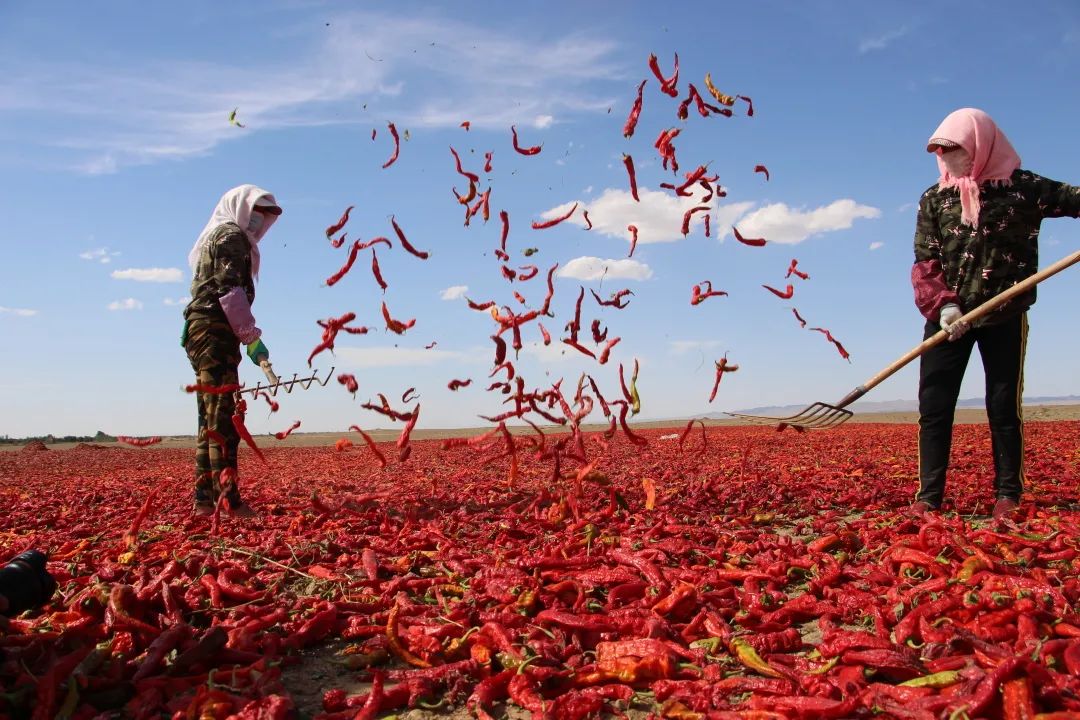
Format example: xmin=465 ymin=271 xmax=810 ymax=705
xmin=1 ymin=419 xmax=1079 ymax=718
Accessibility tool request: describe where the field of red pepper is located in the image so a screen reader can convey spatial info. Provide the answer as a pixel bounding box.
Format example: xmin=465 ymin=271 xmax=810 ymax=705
xmin=1 ymin=420 xmax=1079 ymax=719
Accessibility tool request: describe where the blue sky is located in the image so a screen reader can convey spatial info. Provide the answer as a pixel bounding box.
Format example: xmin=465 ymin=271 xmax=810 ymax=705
xmin=2 ymin=1 xmax=1079 ymax=438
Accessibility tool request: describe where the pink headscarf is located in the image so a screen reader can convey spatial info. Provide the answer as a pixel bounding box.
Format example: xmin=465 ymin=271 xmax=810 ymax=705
xmin=928 ymin=108 xmax=1021 ymax=227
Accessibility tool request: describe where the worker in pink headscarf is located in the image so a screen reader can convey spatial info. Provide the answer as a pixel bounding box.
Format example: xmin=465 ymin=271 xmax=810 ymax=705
xmin=910 ymin=108 xmax=1080 ymax=521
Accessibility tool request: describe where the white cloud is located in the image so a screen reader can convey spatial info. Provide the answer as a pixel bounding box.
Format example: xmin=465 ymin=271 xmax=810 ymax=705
xmin=107 ymin=298 xmax=143 ymax=311
xmin=111 ymin=267 xmax=183 ymax=283
xmin=583 ymin=185 xmax=594 ymax=194
xmin=0 ymin=306 xmax=38 ymax=317
xmin=440 ymin=285 xmax=469 ymax=301
xmin=163 ymin=296 xmax=191 ymax=306
xmin=869 ymin=241 xmax=884 ymax=251
xmin=80 ymin=247 xmax=120 ymax=264
xmin=669 ymin=340 xmax=723 ymax=355
xmin=896 ymin=202 xmax=914 ymax=213
xmin=541 ymin=188 xmax=755 ymax=246
xmin=858 ymin=26 xmax=909 ymax=54
xmin=2 ymin=12 xmax=621 ymax=173
xmin=725 ymin=199 xmax=881 ymax=245
xmin=558 ymin=256 xmax=653 ymax=282
xmin=336 ymin=346 xmax=467 ymax=369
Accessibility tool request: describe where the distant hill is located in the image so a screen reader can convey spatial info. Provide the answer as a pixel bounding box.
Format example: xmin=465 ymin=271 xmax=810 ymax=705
xmin=723 ymin=395 xmax=1080 ymax=418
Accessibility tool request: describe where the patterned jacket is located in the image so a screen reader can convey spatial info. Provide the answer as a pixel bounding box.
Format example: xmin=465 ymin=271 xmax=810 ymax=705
xmin=912 ymin=169 xmax=1080 ymax=326
xmin=183 ymin=223 xmax=255 ymax=324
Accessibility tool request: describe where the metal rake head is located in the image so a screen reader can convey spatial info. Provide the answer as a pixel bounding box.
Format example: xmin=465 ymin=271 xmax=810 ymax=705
xmin=239 ymin=366 xmax=336 ymax=398
xmin=725 ymin=402 xmax=853 ymax=431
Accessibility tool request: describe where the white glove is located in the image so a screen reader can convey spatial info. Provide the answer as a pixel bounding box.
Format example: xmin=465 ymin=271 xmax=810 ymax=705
xmin=939 ymin=303 xmax=970 ymax=341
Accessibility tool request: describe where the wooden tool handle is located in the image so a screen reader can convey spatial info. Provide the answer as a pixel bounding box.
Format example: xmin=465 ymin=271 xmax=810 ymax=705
xmin=259 ymin=359 xmax=280 ymax=386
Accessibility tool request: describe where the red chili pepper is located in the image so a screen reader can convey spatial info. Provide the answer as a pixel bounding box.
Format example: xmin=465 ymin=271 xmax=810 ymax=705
xmin=623 ymin=154 xmax=639 ymax=201
xmin=792 ymin=308 xmax=808 ymax=327
xmin=532 ymin=202 xmax=578 ymax=229
xmin=185 ymin=382 xmax=242 ymax=394
xmin=381 ymin=301 xmax=415 ymax=335
xmin=511 ymin=125 xmax=542 ymax=155
xmin=681 ymin=205 xmax=710 ymax=236
xmin=704 ymin=213 xmax=712 ymax=237
xmin=763 ymin=283 xmax=795 ymax=299
xmin=516 ymin=265 xmax=539 ymax=281
xmin=337 ymin=373 xmax=358 ymax=394
xmin=582 ymin=210 xmax=592 ymax=230
xmin=232 ymin=401 xmax=268 ymax=465
xmin=501 ymin=265 xmax=517 ymax=282
xmin=484 ymin=151 xmax=493 ymax=173
xmin=273 ymin=420 xmax=301 ymax=440
xmin=538 ymin=323 xmax=551 ymax=345
xmin=738 ymin=94 xmax=755 ymax=116
xmin=401 ymin=387 xmax=418 ymax=403
xmin=116 ymin=435 xmax=163 ymax=447
xmin=648 ymin=52 xmax=679 ymax=97
xmin=733 ymin=225 xmax=767 ymax=246
xmin=690 ymin=280 xmax=728 ymax=306
xmin=591 ymin=288 xmax=633 ymax=309
xmin=786 ymin=258 xmax=809 ymax=279
xmin=448 ymin=378 xmax=472 ymax=391
xmin=755 ymin=164 xmax=770 ymax=181
xmin=623 ymin=79 xmax=647 ymax=138
xmin=325 ymin=205 xmax=353 ymax=239
xmin=709 ymin=353 xmax=739 ymax=403
xmin=627 ymin=224 xmax=639 ymax=257
xmin=389 ymin=215 xmax=429 ymax=259
xmin=809 ymin=326 xmax=852 ymax=361
xmin=121 ymin=491 xmax=155 ymax=548
xmin=326 ymin=239 xmax=363 ymax=286
xmin=654 ymin=127 xmax=681 ymax=172
xmin=396 ymin=405 xmax=419 ymax=459
xmin=371 ymin=248 xmax=388 ymax=292
xmin=349 ymin=426 xmax=387 ymax=468
xmin=597 ymin=337 xmax=621 ymax=365
xmin=380 ymin=121 xmax=401 ymax=168
xmin=449 ymin=145 xmax=479 ymax=183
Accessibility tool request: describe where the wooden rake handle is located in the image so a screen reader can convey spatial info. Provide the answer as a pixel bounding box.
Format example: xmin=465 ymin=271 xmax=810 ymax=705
xmin=833 ymin=247 xmax=1080 ymax=410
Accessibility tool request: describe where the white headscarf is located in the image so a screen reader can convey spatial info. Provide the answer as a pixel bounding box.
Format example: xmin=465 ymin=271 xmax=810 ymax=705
xmin=188 ymin=184 xmax=280 ymax=281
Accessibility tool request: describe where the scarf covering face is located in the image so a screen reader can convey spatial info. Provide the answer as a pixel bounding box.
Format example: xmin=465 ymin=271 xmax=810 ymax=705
xmin=188 ymin=184 xmax=280 ymax=281
xmin=929 ymin=108 xmax=1021 ymax=227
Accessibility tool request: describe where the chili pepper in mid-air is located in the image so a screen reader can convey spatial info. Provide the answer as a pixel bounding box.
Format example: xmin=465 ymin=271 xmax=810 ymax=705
xmin=763 ymin=284 xmax=795 ymax=299
xmin=401 ymin=387 xmax=418 ymax=403
xmin=623 ymin=154 xmax=639 ymax=201
xmin=538 ymin=323 xmax=551 ymax=345
xmin=733 ymin=226 xmax=767 ymax=246
xmin=382 ymin=122 xmax=400 ymax=168
xmin=371 ymin=249 xmax=388 ymax=292
xmin=517 ymin=265 xmax=539 ymax=281
xmin=755 ymin=164 xmax=770 ymax=181
xmin=792 ymin=308 xmax=807 ymax=328
xmin=450 ymin=146 xmax=480 ymax=183
xmin=583 ymin=210 xmax=592 ymax=230
xmin=273 ymin=420 xmax=301 ymax=440
xmin=597 ymin=337 xmax=621 ymax=365
xmin=338 ymin=373 xmax=359 ymax=394
xmin=326 ymin=239 xmax=363 ymax=286
xmin=532 ymin=202 xmax=578 ymax=229
xmin=424 ymin=341 xmax=437 ymax=350
xmin=809 ymin=327 xmax=851 ymax=361
xmin=628 ymin=224 xmax=639 ymax=257
xmin=326 ymin=205 xmax=353 ymax=239
xmin=389 ymin=216 xmax=429 ymax=259
xmin=590 ymin=318 xmax=608 ymax=344
xmin=738 ymin=95 xmax=754 ymax=116
xmin=703 ymin=72 xmax=737 ymax=106
xmin=592 ymin=288 xmax=634 ymax=309
xmin=629 ymin=358 xmax=641 ymax=414
xmin=709 ymin=353 xmax=739 ymax=403
xmin=623 ymin=79 xmax=647 ymax=138
xmin=677 ymin=83 xmax=718 ymax=120
xmin=460 ymin=120 xmax=470 ymax=131
xmin=467 ymin=298 xmax=496 ymax=312
xmin=511 ymin=125 xmax=542 ymax=155
xmin=654 ymin=127 xmax=681 ymax=171
xmin=484 ymin=151 xmax=493 ymax=173
xmin=678 ymin=418 xmax=707 ymax=452
xmin=231 ymin=402 xmax=268 ymax=465
xmin=349 ymin=426 xmax=387 ymax=468
xmin=648 ymin=52 xmax=679 ymax=97
xmin=448 ymin=378 xmax=472 ymax=391
xmin=185 ymin=382 xmax=243 ymax=394
xmin=674 ymin=165 xmax=709 ymax=196
xmin=382 ymin=301 xmax=416 ymax=335
xmin=681 ymin=205 xmax=710 ymax=236
xmin=704 ymin=214 xmax=711 ymax=237
xmin=116 ymin=436 xmax=163 ymax=447
xmin=785 ymin=258 xmax=809 ymax=280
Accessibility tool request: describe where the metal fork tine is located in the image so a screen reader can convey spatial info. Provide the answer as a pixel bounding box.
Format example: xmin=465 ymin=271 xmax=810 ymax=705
xmin=725 ymin=401 xmax=853 ymax=431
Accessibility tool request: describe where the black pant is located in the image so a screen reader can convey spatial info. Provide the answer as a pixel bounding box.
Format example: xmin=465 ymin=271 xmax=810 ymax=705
xmin=917 ymin=313 xmax=1027 ymax=507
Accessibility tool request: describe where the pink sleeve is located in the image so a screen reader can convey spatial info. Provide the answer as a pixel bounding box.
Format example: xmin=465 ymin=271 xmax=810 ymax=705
xmin=911 ymin=260 xmax=959 ymax=321
xmin=219 ymin=287 xmax=261 ymax=344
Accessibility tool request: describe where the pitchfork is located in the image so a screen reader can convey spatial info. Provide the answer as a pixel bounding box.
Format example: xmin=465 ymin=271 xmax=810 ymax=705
xmin=236 ymin=360 xmax=335 ymax=398
xmin=727 ymin=248 xmax=1080 ymax=430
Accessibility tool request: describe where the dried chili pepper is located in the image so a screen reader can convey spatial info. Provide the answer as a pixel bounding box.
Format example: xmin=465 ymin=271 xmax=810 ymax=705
xmin=681 ymin=205 xmax=711 ymax=236
xmin=450 ymin=146 xmax=480 ymax=183
xmin=273 ymin=420 xmax=301 ymax=440
xmin=648 ymin=52 xmax=679 ymax=97
xmin=622 ymin=153 xmax=640 ymax=202
xmin=448 ymin=378 xmax=472 ymax=391
xmin=484 ymin=151 xmax=493 ymax=173
xmin=382 ymin=301 xmax=416 ymax=335
xmin=382 ymin=122 xmax=400 ymax=168
xmin=623 ymin=79 xmax=647 ymax=138
xmin=326 ymin=239 xmax=363 ymax=286
xmin=738 ymin=95 xmax=755 ymax=116
xmin=532 ymin=202 xmax=578 ymax=229
xmin=349 ymin=425 xmax=387 ymax=468
xmin=709 ymin=353 xmax=738 ymax=403
xmin=786 ymin=258 xmax=809 ymax=279
xmin=326 ymin=205 xmax=353 ymax=239
xmin=390 ymin=215 xmax=429 ymax=259
xmin=583 ymin=210 xmax=592 ymax=230
xmin=755 ymin=164 xmax=770 ymax=181
xmin=371 ymin=248 xmax=388 ymax=292
xmin=763 ymin=283 xmax=794 ymax=299
xmin=511 ymin=125 xmax=542 ymax=155
xmin=539 ymin=323 xmax=552 ymax=346
xmin=809 ymin=326 xmax=851 ymax=361
xmin=232 ymin=399 xmax=268 ymax=465
xmin=337 ymin=373 xmax=358 ymax=394
xmin=703 ymin=72 xmax=736 ymax=106
xmin=627 ymin=224 xmax=639 ymax=257
xmin=592 ymin=288 xmax=633 ymax=309
xmin=792 ymin=308 xmax=808 ymax=328
xmin=733 ymin=226 xmax=767 ymax=247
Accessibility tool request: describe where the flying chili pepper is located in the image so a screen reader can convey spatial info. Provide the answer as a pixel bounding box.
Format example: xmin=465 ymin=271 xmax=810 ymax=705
xmin=704 ymin=214 xmax=711 ymax=237
xmin=690 ymin=280 xmax=728 ymax=305
xmin=511 ymin=125 xmax=542 ymax=155
xmin=382 ymin=301 xmax=416 ymax=335
xmin=623 ymin=79 xmax=647 ymax=138
xmin=703 ymin=72 xmax=736 ymax=106
xmin=674 ymin=165 xmax=708 ymax=196
xmin=763 ymin=283 xmax=795 ymax=299
xmin=460 ymin=121 xmax=470 ymax=131
xmin=648 ymin=52 xmax=679 ymax=97
xmin=484 ymin=151 xmax=493 ymax=173
xmin=448 ymin=378 xmax=472 ymax=391
xmin=628 ymin=225 xmax=639 ymax=257
xmin=678 ymin=418 xmax=707 ymax=452
xmin=583 ymin=210 xmax=592 ymax=230
xmin=255 ymin=389 xmax=279 ymax=413
xmin=623 ymin=154 xmax=640 ymax=201
xmin=517 ymin=265 xmax=539 ymax=281
xmin=792 ymin=308 xmax=808 ymax=328
xmin=449 ymin=146 xmax=480 ymax=183
xmin=539 ymin=323 xmax=551 ymax=346
xmin=709 ymin=353 xmax=739 ymax=403
xmin=532 ymin=202 xmax=578 ymax=229
xmin=337 ymin=373 xmax=359 ymax=394
xmin=563 ymin=338 xmax=597 ymax=360
xmin=629 ymin=358 xmax=641 ymax=414
xmin=329 ymin=232 xmax=346 ymax=249
xmin=390 ymin=216 xmax=429 ymax=259
xmin=273 ymin=421 xmax=301 ymax=440
xmin=371 ymin=248 xmax=388 ymax=292
xmin=738 ymin=95 xmax=755 ymax=116
xmin=382 ymin=122 xmax=400 ymax=168
xmin=326 ymin=205 xmax=354 ymax=240
xmin=501 ymin=265 xmax=517 ymax=282
xmin=424 ymin=341 xmax=437 ymax=349
xmin=349 ymin=425 xmax=387 ymax=469
xmin=786 ymin=258 xmax=809 ymax=280
xmin=592 ymin=288 xmax=633 ymax=309
xmin=371 ymin=128 xmax=376 ymax=140
xmin=681 ymin=205 xmax=710 ymax=236
xmin=466 ymin=298 xmax=496 ymax=312
xmin=326 ymin=239 xmax=363 ymax=286
xmin=116 ymin=436 xmax=163 ymax=447
xmin=654 ymin=127 xmax=681 ymax=172
xmin=401 ymin=387 xmax=418 ymax=403
xmin=591 ymin=318 xmax=608 ymax=344
xmin=228 ymin=107 xmax=245 ymax=128
xmin=185 ymin=382 xmax=241 ymax=394
xmin=231 ymin=402 xmax=268 ymax=465
xmin=755 ymin=164 xmax=770 ymax=181
xmin=809 ymin=327 xmax=852 ymax=361
xmin=733 ymin=226 xmax=767 ymax=247
xmin=597 ymin=337 xmax=621 ymax=365
xmin=677 ymin=83 xmax=717 ymax=120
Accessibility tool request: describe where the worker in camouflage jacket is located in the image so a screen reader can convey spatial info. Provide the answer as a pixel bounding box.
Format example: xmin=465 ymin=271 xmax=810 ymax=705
xmin=182 ymin=185 xmax=282 ymax=516
xmin=911 ymin=108 xmax=1080 ymax=521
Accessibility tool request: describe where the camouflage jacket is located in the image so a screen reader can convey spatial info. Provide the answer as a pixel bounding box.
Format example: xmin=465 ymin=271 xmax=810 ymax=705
xmin=183 ymin=223 xmax=255 ymax=323
xmin=912 ymin=169 xmax=1080 ymax=326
